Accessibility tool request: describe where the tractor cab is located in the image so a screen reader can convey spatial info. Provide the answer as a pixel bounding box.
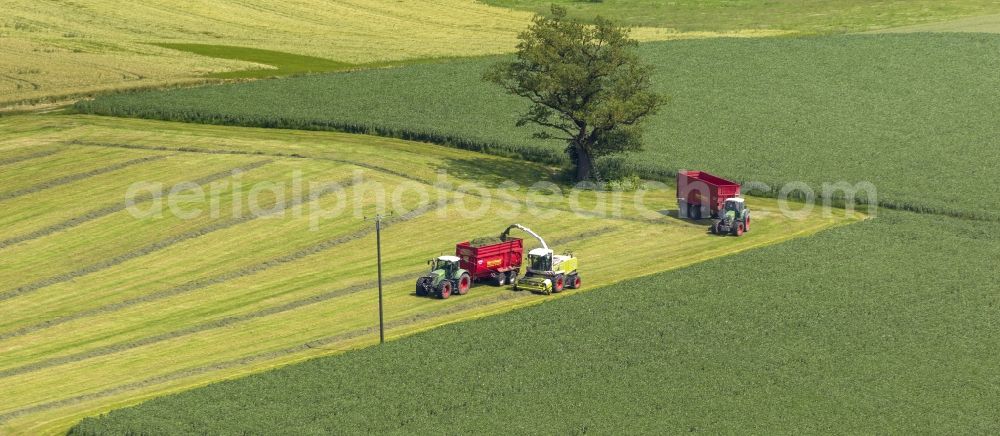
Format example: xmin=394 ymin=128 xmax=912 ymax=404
xmin=724 ymin=197 xmax=746 ymax=216
xmin=430 ymin=255 xmax=461 ymax=275
xmin=527 ymin=248 xmax=553 ymax=273
xmin=526 ymin=248 xmax=573 ymax=275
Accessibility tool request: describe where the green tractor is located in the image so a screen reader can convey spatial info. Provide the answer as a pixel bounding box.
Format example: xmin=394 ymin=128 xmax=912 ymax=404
xmin=711 ymin=197 xmax=751 ymax=236
xmin=415 ymin=255 xmax=472 ymax=299
xmin=513 ymin=247 xmax=581 ymax=295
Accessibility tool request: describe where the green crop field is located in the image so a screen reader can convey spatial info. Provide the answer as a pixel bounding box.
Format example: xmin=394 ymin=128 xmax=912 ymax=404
xmin=0 ymin=115 xmax=857 ymax=434
xmin=483 ymin=0 xmax=1000 ymax=33
xmin=76 ymin=33 xmax=1000 ymax=220
xmin=70 ymin=208 xmax=1000 ymax=434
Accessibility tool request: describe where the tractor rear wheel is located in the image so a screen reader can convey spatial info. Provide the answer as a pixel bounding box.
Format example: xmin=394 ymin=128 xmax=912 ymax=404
xmin=437 ymin=281 xmax=452 ymax=299
xmin=457 ymin=273 xmax=471 ymax=295
xmin=553 ymin=274 xmax=565 ymax=293
xmin=415 ymin=279 xmax=428 ymax=297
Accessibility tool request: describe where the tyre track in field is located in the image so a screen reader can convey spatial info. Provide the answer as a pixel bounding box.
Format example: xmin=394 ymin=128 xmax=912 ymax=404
xmin=0 ymin=159 xmax=273 ymax=251
xmin=0 ymin=148 xmax=60 ymax=168
xmin=0 ymin=175 xmax=359 ymax=304
xmin=0 ymin=274 xmax=415 ymax=379
xmin=0 ymin=200 xmax=449 ymax=342
xmin=0 ymin=155 xmax=167 ymax=203
xmin=68 ymin=140 xmax=665 ymax=225
xmin=0 ymin=286 xmax=532 ymax=424
xmin=0 ymin=224 xmax=615 ymax=380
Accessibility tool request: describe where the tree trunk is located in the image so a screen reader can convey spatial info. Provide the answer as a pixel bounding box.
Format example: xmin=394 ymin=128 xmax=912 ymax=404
xmin=574 ymin=142 xmax=593 ymax=181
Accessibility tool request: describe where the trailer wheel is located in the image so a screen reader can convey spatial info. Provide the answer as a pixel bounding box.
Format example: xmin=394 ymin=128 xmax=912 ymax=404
xmin=553 ymin=274 xmax=565 ymax=293
xmin=437 ymin=281 xmax=452 ymax=299
xmin=415 ymin=279 xmax=428 ymax=297
xmin=507 ymin=271 xmax=517 ymax=285
xmin=686 ymin=203 xmax=696 ymax=219
xmin=693 ymin=205 xmax=703 ymax=220
xmin=495 ymin=273 xmax=507 ymax=286
xmin=457 ymin=273 xmax=471 ymax=295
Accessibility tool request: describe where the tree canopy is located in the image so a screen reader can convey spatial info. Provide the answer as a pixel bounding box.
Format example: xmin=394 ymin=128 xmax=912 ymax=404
xmin=486 ymin=5 xmax=663 ymax=182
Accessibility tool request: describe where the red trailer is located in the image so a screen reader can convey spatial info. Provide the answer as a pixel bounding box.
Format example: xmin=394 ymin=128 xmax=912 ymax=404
xmin=677 ymin=170 xmax=741 ymax=220
xmin=456 ymin=238 xmax=523 ymax=286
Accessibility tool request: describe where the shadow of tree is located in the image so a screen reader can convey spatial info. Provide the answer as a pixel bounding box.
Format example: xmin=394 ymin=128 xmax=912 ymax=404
xmin=432 ymin=156 xmax=560 ymax=188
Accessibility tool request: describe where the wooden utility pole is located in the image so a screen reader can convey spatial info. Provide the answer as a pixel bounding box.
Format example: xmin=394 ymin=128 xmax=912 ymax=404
xmin=375 ymin=214 xmax=385 ymax=344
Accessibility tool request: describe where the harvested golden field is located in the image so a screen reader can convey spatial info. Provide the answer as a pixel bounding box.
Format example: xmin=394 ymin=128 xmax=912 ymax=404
xmin=0 ymin=0 xmax=787 ymax=107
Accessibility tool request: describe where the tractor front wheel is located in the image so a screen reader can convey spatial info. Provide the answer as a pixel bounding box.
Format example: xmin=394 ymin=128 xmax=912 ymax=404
xmin=415 ymin=279 xmax=428 ymax=297
xmin=744 ymin=216 xmax=751 ymax=232
xmin=553 ymin=274 xmax=565 ymax=293
xmin=437 ymin=281 xmax=452 ymax=299
xmin=457 ymin=273 xmax=471 ymax=295
xmin=735 ymin=222 xmax=745 ymax=236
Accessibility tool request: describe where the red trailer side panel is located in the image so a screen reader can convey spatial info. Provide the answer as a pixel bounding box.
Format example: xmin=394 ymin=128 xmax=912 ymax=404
xmin=677 ymin=170 xmax=742 ymax=216
xmin=456 ymin=239 xmax=524 ymax=281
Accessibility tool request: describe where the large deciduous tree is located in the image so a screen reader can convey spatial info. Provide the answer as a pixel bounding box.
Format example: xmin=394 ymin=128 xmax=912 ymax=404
xmin=486 ymin=5 xmax=662 ymax=182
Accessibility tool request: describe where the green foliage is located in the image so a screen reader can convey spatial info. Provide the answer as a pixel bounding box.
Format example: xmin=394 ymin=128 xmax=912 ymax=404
xmin=485 ymin=5 xmax=662 ymax=181
xmin=76 ymin=33 xmax=1000 ymax=219
xmin=480 ymin=0 xmax=1000 ymax=33
xmin=69 ymin=210 xmax=1000 ymax=434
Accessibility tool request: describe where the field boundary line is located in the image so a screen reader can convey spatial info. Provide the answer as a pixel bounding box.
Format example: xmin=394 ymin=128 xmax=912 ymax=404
xmin=0 ymin=149 xmax=61 ymax=168
xmin=0 ymin=159 xmax=273 ymax=251
xmin=0 ymin=174 xmax=360 ymax=304
xmin=0 ymin=155 xmax=168 ymax=203
xmin=0 ymin=199 xmax=451 ymax=342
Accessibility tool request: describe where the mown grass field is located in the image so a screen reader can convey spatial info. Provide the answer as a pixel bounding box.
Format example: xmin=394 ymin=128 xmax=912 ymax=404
xmin=70 ymin=208 xmax=1000 ymax=434
xmin=484 ymin=0 xmax=1000 ymax=33
xmin=77 ymin=33 xmax=1000 ymax=220
xmin=0 ymin=115 xmax=858 ymax=434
